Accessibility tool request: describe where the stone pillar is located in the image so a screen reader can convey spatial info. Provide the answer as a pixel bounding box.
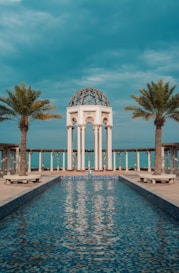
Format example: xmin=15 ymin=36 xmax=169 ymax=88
xmin=81 ymin=125 xmax=85 ymax=170
xmin=6 ymin=148 xmax=10 ymax=175
xmin=27 ymin=151 xmax=32 ymax=173
xmin=56 ymin=152 xmax=60 ymax=171
xmin=170 ymin=148 xmax=174 ymax=173
xmin=118 ymin=152 xmax=122 ymax=171
xmin=67 ymin=126 xmax=73 ymax=170
xmin=99 ymin=125 xmax=102 ymax=170
xmin=113 ymin=151 xmax=116 ymax=171
xmin=147 ymin=151 xmax=151 ymax=172
xmin=39 ymin=151 xmax=42 ymax=172
xmin=137 ymin=151 xmax=140 ymax=171
xmin=106 ymin=126 xmax=112 ymax=170
xmin=125 ymin=151 xmax=128 ymax=172
xmin=63 ymin=152 xmax=65 ymax=171
xmin=77 ymin=126 xmax=81 ymax=170
xmin=94 ymin=125 xmax=98 ymax=170
xmin=50 ymin=151 xmax=53 ymax=172
xmin=161 ymin=146 xmax=165 ymax=173
xmin=15 ymin=147 xmax=20 ymax=174
xmin=164 ymin=150 xmax=169 ymax=173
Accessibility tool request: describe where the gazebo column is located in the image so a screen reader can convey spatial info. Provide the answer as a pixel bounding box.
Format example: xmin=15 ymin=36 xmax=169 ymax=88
xmin=98 ymin=125 xmax=102 ymax=170
xmin=67 ymin=126 xmax=73 ymax=170
xmin=147 ymin=151 xmax=151 ymax=172
xmin=106 ymin=126 xmax=112 ymax=170
xmin=77 ymin=126 xmax=82 ymax=170
xmin=81 ymin=125 xmax=85 ymax=170
xmin=94 ymin=125 xmax=98 ymax=170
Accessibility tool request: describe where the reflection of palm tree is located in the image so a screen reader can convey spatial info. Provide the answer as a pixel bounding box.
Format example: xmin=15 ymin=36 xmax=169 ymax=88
xmin=124 ymin=80 xmax=179 ymax=174
xmin=0 ymin=83 xmax=62 ymax=175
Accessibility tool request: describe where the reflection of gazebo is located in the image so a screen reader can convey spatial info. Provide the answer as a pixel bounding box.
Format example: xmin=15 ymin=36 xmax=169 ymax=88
xmin=66 ymin=88 xmax=113 ymax=171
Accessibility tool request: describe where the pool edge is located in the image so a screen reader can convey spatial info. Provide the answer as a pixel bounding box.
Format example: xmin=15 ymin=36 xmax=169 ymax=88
xmin=0 ymin=176 xmax=60 ymax=220
xmin=120 ymin=175 xmax=179 ymax=221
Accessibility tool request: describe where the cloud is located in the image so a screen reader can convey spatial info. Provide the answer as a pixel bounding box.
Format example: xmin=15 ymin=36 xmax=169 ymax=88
xmin=0 ymin=0 xmax=22 ymax=4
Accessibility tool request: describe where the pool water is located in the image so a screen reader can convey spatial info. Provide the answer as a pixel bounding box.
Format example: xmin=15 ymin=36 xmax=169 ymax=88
xmin=0 ymin=178 xmax=179 ymax=272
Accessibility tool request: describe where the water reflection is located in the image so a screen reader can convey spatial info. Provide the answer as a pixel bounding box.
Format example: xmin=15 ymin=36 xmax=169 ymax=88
xmin=64 ymin=179 xmax=120 ymax=252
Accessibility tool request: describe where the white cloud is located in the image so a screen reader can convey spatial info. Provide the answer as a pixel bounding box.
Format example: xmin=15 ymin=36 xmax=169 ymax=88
xmin=0 ymin=0 xmax=22 ymax=4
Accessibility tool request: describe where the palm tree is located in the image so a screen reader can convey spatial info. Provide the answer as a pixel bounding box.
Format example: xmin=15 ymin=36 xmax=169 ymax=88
xmin=0 ymin=82 xmax=62 ymax=175
xmin=124 ymin=80 xmax=179 ymax=175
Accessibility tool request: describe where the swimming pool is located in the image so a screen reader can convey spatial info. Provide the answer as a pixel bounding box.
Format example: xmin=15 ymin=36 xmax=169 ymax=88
xmin=0 ymin=178 xmax=179 ymax=272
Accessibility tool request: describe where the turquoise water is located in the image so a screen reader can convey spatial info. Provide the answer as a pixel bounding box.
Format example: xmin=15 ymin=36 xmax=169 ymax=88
xmin=0 ymin=178 xmax=179 ymax=272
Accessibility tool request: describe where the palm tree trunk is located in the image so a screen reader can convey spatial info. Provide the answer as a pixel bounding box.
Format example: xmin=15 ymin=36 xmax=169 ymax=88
xmin=19 ymin=128 xmax=27 ymax=176
xmin=154 ymin=125 xmax=162 ymax=175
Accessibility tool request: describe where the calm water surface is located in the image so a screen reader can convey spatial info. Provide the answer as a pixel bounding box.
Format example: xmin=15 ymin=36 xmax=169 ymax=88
xmin=0 ymin=178 xmax=179 ymax=272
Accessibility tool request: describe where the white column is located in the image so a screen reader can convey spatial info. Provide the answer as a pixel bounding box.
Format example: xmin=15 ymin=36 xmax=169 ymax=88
xmin=77 ymin=126 xmax=81 ymax=170
xmin=174 ymin=148 xmax=178 ymax=173
xmin=94 ymin=125 xmax=98 ymax=170
xmin=63 ymin=152 xmax=65 ymax=171
xmin=118 ymin=152 xmax=122 ymax=171
xmin=137 ymin=151 xmax=140 ymax=171
xmin=67 ymin=126 xmax=73 ymax=170
xmin=125 ymin=151 xmax=128 ymax=172
xmin=113 ymin=151 xmax=116 ymax=171
xmin=107 ymin=126 xmax=112 ymax=170
xmin=6 ymin=149 xmax=10 ymax=174
xmin=27 ymin=151 xmax=32 ymax=173
xmin=15 ymin=147 xmax=20 ymax=174
xmin=50 ymin=152 xmax=53 ymax=172
xmin=99 ymin=125 xmax=102 ymax=170
xmin=39 ymin=151 xmax=42 ymax=172
xmin=170 ymin=148 xmax=174 ymax=173
xmin=161 ymin=146 xmax=165 ymax=173
xmin=164 ymin=150 xmax=168 ymax=172
xmin=81 ymin=126 xmax=85 ymax=170
xmin=147 ymin=151 xmax=151 ymax=172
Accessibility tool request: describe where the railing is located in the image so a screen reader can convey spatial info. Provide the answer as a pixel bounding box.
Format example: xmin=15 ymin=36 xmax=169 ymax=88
xmin=0 ymin=144 xmax=178 ymax=175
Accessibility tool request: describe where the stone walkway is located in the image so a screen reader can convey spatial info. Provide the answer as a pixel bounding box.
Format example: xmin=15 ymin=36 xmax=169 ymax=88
xmin=0 ymin=170 xmax=178 ymax=208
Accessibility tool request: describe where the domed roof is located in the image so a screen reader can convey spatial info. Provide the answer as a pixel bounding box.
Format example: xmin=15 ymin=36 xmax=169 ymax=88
xmin=68 ymin=88 xmax=110 ymax=107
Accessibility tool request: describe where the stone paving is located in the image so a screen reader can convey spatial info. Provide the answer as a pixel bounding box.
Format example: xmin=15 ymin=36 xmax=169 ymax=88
xmin=0 ymin=170 xmax=178 ymax=207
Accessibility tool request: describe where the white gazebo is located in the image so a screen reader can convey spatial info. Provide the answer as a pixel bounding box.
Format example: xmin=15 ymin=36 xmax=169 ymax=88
xmin=66 ymin=88 xmax=113 ymax=171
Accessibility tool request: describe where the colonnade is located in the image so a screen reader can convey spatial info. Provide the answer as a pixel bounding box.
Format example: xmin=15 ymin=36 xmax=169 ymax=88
xmin=67 ymin=124 xmax=113 ymax=171
xmin=0 ymin=146 xmax=178 ymax=175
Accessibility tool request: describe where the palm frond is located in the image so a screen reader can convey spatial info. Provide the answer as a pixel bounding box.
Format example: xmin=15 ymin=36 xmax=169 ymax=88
xmin=32 ymin=113 xmax=62 ymax=120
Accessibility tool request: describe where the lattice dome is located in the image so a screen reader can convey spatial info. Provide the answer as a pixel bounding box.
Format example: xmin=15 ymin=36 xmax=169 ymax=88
xmin=68 ymin=88 xmax=110 ymax=107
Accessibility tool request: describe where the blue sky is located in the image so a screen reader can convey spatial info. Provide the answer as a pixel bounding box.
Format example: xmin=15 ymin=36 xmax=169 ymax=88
xmin=0 ymin=0 xmax=179 ymax=149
